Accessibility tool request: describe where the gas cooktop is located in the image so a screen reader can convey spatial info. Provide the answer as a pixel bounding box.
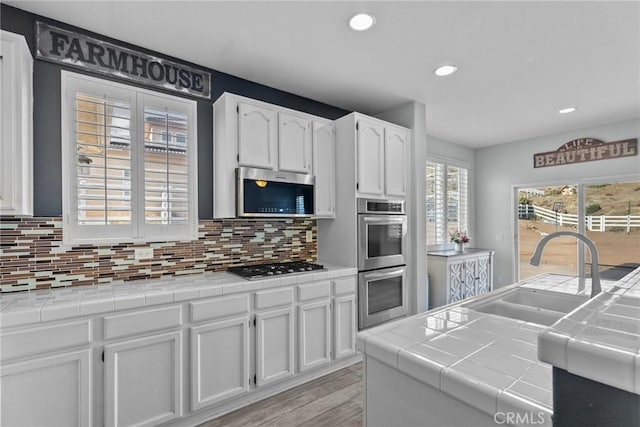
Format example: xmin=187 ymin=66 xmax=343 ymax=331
xmin=227 ymin=261 xmax=325 ymax=280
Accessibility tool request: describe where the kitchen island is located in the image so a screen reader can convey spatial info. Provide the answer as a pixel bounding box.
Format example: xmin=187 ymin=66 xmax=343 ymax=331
xmin=356 ymin=269 xmax=640 ymax=427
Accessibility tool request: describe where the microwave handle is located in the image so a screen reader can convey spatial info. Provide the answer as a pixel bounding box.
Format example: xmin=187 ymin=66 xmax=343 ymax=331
xmin=364 ymin=267 xmax=405 ymax=281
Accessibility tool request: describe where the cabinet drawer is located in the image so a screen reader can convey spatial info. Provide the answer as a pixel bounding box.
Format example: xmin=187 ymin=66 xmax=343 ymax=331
xmin=0 ymin=320 xmax=91 ymax=361
xmin=190 ymin=294 xmax=249 ymax=323
xmin=104 ymin=306 xmax=182 ymax=341
xmin=255 ymin=288 xmax=293 ymax=310
xmin=333 ymin=277 xmax=356 ymax=296
xmin=297 ymin=281 xmax=330 ymax=302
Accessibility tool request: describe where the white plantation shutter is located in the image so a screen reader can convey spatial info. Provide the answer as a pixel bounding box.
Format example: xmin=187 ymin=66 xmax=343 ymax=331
xmin=426 ymin=158 xmax=468 ymax=248
xmin=75 ymin=93 xmax=132 ymax=226
xmin=62 ymin=72 xmax=197 ymax=245
xmin=446 ymin=165 xmax=468 ymax=237
xmin=141 ymin=93 xmax=194 ymax=239
xmin=426 ymin=161 xmax=446 ymax=244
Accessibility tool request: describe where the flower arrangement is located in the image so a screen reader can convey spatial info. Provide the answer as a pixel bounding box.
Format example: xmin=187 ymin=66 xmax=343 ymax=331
xmin=449 ymin=230 xmax=470 ymax=244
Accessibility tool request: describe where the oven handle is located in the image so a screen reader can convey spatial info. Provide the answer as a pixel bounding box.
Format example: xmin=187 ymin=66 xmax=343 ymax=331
xmin=363 ymin=267 xmax=405 ymax=281
xmin=362 ymin=216 xmax=405 ymax=224
xmin=362 ymin=215 xmax=408 ymax=236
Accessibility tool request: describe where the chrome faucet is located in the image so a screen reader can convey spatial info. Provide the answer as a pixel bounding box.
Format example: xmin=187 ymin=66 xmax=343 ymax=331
xmin=529 ymin=231 xmax=602 ymax=298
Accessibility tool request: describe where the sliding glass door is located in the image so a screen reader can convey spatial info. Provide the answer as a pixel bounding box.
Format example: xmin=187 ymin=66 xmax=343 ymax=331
xmin=517 ymin=185 xmax=578 ymax=279
xmin=584 ymin=181 xmax=640 ymax=280
xmin=516 ymin=179 xmax=640 ymax=281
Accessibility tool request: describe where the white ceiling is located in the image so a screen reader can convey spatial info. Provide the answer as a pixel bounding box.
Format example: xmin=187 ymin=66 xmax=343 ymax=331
xmin=6 ymin=0 xmax=640 ymax=147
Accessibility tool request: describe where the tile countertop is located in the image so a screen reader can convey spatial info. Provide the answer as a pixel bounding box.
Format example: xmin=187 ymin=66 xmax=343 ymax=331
xmin=537 ymin=267 xmax=640 ymax=395
xmin=356 ymin=268 xmax=640 ymax=426
xmin=0 ymin=263 xmax=357 ymax=328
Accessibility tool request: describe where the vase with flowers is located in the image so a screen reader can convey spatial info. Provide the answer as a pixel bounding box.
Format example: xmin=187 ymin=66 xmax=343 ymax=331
xmin=449 ymin=230 xmax=470 ymax=252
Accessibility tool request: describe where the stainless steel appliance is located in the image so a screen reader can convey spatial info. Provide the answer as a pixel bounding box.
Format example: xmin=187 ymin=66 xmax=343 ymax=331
xmin=227 ymin=261 xmax=325 ymax=280
xmin=357 ymin=198 xmax=409 ymax=329
xmin=236 ymin=167 xmax=314 ymax=217
xmin=358 ymin=266 xmax=407 ymax=329
xmin=357 ymin=199 xmax=407 ymax=270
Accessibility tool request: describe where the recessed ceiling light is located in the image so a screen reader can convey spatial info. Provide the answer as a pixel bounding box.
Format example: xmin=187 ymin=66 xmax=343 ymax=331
xmin=434 ymin=64 xmax=458 ymax=77
xmin=558 ymin=106 xmax=577 ymax=114
xmin=349 ymin=13 xmax=375 ymax=31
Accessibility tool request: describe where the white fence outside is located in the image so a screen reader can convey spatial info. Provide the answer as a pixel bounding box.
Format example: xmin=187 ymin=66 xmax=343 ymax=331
xmin=518 ymin=204 xmax=640 ymax=233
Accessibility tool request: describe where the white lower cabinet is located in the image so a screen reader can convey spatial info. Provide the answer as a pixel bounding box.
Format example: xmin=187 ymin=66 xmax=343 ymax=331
xmin=332 ymin=277 xmax=357 ymax=360
xmin=104 ymin=331 xmax=182 ymax=427
xmin=428 ymin=249 xmax=495 ymax=308
xmin=190 ymin=316 xmax=250 ymax=410
xmin=298 ymin=299 xmax=332 ymax=371
xmin=255 ymin=306 xmax=295 ymax=386
xmin=0 ymin=274 xmax=359 ymax=426
xmin=0 ymin=349 xmax=91 ymax=427
xmin=333 ymin=294 xmax=357 ymax=359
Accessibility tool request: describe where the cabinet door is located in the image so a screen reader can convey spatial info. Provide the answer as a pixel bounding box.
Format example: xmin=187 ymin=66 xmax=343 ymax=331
xmin=464 ymin=258 xmax=478 ymax=298
xmin=256 ymin=306 xmax=294 ymax=386
xmin=298 ymin=299 xmax=331 ymax=372
xmin=190 ymin=316 xmax=249 ymax=411
xmin=333 ymin=294 xmax=356 ymax=359
xmin=356 ymin=119 xmax=385 ymax=196
xmin=313 ymin=121 xmax=335 ymax=217
xmin=0 ymin=31 xmax=33 ymax=216
xmin=446 ymin=260 xmax=465 ymax=304
xmin=475 ymin=255 xmax=492 ymax=295
xmin=1 ymin=350 xmax=91 ymax=427
xmin=237 ymin=101 xmax=277 ymax=169
xmin=279 ymin=112 xmax=312 ymax=173
xmin=104 ymin=331 xmax=182 ymax=427
xmin=384 ymin=128 xmax=408 ymax=197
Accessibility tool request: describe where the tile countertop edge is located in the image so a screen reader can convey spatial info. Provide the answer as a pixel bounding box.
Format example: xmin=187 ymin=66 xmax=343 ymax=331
xmin=537 ymin=267 xmax=640 ymax=394
xmin=0 ymin=264 xmax=358 ymax=329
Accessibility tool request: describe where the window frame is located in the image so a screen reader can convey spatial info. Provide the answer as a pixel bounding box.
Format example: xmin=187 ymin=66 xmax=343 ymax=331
xmin=61 ymin=71 xmax=198 ymax=246
xmin=426 ymin=154 xmax=470 ymax=250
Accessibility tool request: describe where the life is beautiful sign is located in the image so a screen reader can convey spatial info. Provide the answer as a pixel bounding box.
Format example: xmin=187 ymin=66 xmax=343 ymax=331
xmin=35 ymin=21 xmax=211 ymax=100
xmin=533 ymin=138 xmax=638 ymax=168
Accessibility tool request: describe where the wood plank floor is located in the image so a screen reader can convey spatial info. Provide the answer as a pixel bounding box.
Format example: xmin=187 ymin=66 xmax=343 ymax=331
xmin=199 ymin=362 xmax=363 ymax=427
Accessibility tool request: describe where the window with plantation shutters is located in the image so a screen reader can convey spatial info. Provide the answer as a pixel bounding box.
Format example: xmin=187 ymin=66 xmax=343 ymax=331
xmin=74 ymin=93 xmax=132 ymax=226
xmin=426 ymin=157 xmax=468 ymax=248
xmin=62 ymin=72 xmax=197 ymax=245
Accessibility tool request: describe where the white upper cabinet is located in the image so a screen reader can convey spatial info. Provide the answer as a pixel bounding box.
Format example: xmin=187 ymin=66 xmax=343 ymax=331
xmin=0 ymin=30 xmax=33 ymax=216
xmin=338 ymin=113 xmax=409 ymax=199
xmin=213 ymin=92 xmax=337 ymax=218
xmin=278 ymin=112 xmax=312 ymax=173
xmin=356 ymin=119 xmax=385 ymax=196
xmin=312 ymin=121 xmax=335 ymax=217
xmin=237 ymin=101 xmax=277 ymax=169
xmin=384 ymin=126 xmax=409 ymax=197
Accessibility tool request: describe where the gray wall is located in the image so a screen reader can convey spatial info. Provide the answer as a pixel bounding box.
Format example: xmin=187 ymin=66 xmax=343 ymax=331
xmin=475 ymin=118 xmax=640 ymax=287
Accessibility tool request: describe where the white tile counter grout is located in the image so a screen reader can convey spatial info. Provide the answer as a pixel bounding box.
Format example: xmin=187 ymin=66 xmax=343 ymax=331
xmin=356 ymin=268 xmax=640 ymax=425
xmin=0 ymin=263 xmax=357 ymax=328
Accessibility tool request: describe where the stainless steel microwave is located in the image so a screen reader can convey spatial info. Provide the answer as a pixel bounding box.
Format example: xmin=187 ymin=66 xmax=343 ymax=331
xmin=236 ymin=167 xmax=315 ymax=217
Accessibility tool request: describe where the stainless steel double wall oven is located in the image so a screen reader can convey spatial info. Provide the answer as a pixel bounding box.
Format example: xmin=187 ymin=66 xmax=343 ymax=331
xmin=357 ymin=199 xmax=409 ymax=329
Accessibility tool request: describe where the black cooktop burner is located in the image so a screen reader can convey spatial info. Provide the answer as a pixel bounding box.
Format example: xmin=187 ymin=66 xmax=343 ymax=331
xmin=227 ymin=261 xmax=325 ymax=280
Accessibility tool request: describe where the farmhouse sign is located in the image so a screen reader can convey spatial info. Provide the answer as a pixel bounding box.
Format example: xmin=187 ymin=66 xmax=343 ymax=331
xmin=533 ymin=138 xmax=637 ymax=168
xmin=35 ymin=21 xmax=211 ymax=99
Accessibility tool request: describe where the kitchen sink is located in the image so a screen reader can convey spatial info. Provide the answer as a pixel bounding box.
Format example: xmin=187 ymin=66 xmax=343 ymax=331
xmin=463 ymin=288 xmax=589 ymax=326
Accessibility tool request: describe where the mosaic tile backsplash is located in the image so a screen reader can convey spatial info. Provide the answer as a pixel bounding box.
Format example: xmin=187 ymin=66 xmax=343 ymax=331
xmin=0 ymin=216 xmax=317 ymax=292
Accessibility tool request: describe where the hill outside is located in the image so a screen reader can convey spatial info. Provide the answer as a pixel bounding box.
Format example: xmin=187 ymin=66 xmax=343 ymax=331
xmin=518 ymin=182 xmax=640 ymax=281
